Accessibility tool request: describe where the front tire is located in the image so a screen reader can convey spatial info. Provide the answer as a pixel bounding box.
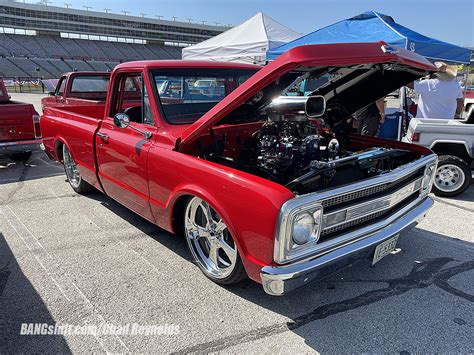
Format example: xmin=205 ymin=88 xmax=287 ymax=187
xmin=432 ymin=155 xmax=471 ymax=197
xmin=183 ymin=196 xmax=247 ymax=285
xmin=62 ymin=144 xmax=93 ymax=194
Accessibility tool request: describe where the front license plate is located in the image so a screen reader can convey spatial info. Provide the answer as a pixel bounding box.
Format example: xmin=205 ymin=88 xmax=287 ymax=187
xmin=372 ymin=234 xmax=399 ymax=265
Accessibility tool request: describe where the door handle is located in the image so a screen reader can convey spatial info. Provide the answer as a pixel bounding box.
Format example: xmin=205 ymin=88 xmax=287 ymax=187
xmin=97 ymin=132 xmax=109 ymax=141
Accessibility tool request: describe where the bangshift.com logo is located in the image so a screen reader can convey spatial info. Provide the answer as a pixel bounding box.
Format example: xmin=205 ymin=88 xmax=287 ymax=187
xmin=20 ymin=323 xmax=180 ymax=336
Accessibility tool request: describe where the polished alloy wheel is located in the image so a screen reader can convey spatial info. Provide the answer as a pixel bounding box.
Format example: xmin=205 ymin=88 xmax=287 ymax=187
xmin=184 ymin=197 xmax=238 ymax=279
xmin=63 ymin=145 xmax=81 ymax=189
xmin=434 ymin=164 xmax=465 ymax=193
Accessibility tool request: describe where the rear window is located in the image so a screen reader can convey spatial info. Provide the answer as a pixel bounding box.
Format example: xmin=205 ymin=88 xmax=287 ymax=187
xmin=151 ymin=68 xmax=257 ymax=124
xmin=70 ymin=75 xmax=110 ymax=99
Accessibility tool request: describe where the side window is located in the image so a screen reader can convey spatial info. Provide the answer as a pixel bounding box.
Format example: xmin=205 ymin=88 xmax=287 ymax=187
xmin=143 ymin=83 xmax=154 ymax=125
xmin=56 ymin=77 xmax=66 ymax=96
xmin=110 ymin=73 xmax=154 ymax=126
xmin=111 ymin=73 xmax=145 ymax=124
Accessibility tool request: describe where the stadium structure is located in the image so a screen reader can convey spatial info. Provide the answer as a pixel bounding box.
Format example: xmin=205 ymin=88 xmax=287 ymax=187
xmin=0 ymin=0 xmax=227 ymax=79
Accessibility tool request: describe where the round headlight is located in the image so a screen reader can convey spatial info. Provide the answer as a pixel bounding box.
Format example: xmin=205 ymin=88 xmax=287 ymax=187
xmin=292 ymin=213 xmax=315 ymax=245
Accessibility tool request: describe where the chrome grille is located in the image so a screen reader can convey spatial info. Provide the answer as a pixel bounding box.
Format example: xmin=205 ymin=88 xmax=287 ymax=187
xmin=321 ymin=182 xmax=391 ymax=208
xmin=319 ymin=176 xmax=423 ymax=239
xmin=321 ymin=211 xmax=386 ymax=236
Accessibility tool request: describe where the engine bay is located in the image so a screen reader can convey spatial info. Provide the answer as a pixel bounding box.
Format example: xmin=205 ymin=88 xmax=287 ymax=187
xmin=199 ymin=98 xmax=419 ymax=195
xmin=187 ymin=63 xmax=429 ymax=195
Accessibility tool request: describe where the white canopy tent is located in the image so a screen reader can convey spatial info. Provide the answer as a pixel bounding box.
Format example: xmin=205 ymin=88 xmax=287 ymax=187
xmin=182 ymin=12 xmax=300 ymax=64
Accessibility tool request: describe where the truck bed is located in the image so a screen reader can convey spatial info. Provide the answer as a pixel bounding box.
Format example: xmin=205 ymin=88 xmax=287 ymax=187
xmin=41 ymin=103 xmax=105 ymax=187
xmin=0 ymin=100 xmax=36 ymax=142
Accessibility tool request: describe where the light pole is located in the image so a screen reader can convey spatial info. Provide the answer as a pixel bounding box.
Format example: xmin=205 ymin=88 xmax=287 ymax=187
xmin=201 ymin=20 xmax=207 ymax=25
xmin=104 ymin=8 xmax=111 ymax=13
xmin=83 ymin=6 xmax=92 ymax=11
xmin=140 ymin=13 xmax=146 ymax=18
xmin=155 ymin=15 xmax=163 ymax=20
xmin=122 ymin=11 xmax=130 ymax=16
xmin=64 ymin=3 xmax=72 ymax=8
xmin=172 ymin=16 xmax=178 ymax=21
xmin=186 ymin=18 xmax=193 ymax=23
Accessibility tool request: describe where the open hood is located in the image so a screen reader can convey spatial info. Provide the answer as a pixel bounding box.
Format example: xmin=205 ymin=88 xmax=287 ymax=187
xmin=177 ymin=42 xmax=436 ymax=152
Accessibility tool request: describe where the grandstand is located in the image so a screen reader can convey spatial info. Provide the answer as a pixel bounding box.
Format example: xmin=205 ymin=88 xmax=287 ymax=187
xmin=0 ymin=0 xmax=227 ymax=78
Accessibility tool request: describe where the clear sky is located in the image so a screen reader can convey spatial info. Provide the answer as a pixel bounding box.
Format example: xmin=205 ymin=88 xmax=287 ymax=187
xmin=30 ymin=0 xmax=474 ymax=47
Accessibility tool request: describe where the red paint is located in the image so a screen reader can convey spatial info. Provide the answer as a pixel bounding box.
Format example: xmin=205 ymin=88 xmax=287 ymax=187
xmin=40 ymin=43 xmax=435 ymax=283
xmin=0 ymin=79 xmax=41 ymax=144
xmin=41 ymin=72 xmax=111 ymax=112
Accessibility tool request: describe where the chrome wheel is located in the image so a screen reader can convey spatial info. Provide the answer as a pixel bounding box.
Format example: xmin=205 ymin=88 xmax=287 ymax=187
xmin=63 ymin=145 xmax=81 ymax=189
xmin=184 ymin=197 xmax=238 ymax=279
xmin=434 ymin=164 xmax=465 ymax=193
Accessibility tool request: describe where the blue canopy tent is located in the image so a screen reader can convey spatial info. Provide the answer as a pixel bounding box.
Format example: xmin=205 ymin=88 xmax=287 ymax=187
xmin=267 ymin=11 xmax=471 ymax=140
xmin=267 ymin=11 xmax=471 ymax=64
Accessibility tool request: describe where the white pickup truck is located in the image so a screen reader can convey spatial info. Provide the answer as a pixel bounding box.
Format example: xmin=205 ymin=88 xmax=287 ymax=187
xmin=403 ymin=117 xmax=474 ymax=196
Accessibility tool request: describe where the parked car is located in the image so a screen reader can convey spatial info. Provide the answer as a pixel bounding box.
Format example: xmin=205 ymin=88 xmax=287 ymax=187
xmin=41 ymin=42 xmax=438 ymax=295
xmin=41 ymin=71 xmax=110 ymax=110
xmin=0 ymin=79 xmax=41 ymax=159
xmin=403 ymin=117 xmax=473 ymax=196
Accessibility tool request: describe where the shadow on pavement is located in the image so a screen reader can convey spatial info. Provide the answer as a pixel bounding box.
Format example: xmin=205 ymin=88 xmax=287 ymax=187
xmin=0 ymin=151 xmax=63 ymax=185
xmin=82 ymin=190 xmax=474 ymax=352
xmin=0 ymin=233 xmax=70 ymax=352
xmin=436 ymin=183 xmax=474 ymax=203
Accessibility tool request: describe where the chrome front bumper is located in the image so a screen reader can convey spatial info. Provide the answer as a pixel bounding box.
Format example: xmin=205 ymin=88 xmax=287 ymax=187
xmin=0 ymin=138 xmax=42 ymax=154
xmin=260 ymin=196 xmax=434 ymax=296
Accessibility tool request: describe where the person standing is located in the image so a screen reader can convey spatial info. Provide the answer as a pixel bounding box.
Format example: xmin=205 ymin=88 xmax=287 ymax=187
xmin=354 ymin=98 xmax=385 ymax=136
xmin=408 ymin=62 xmax=464 ymax=119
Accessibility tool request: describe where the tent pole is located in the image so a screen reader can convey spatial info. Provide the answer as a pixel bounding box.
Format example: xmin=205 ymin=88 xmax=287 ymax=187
xmin=463 ymin=64 xmax=470 ymax=98
xmin=398 ymin=86 xmax=406 ymax=140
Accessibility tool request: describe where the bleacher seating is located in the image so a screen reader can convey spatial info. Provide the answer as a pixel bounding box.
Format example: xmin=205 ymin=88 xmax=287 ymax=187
xmin=48 ymin=59 xmax=73 ymax=74
xmin=0 ymin=57 xmax=28 ymax=77
xmin=65 ymin=60 xmax=93 ymax=72
xmin=0 ymin=33 xmax=182 ymax=78
xmin=10 ymin=57 xmax=42 ymax=77
xmin=87 ymin=61 xmax=110 ymax=71
xmin=56 ymin=38 xmax=90 ymax=59
xmin=30 ymin=59 xmax=61 ymax=77
xmin=105 ymin=62 xmax=120 ymax=70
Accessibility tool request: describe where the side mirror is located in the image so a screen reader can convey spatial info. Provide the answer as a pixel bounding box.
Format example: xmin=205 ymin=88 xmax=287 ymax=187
xmin=305 ymin=95 xmax=326 ymax=118
xmin=114 ymin=113 xmax=130 ymax=129
xmin=113 ymin=112 xmax=152 ymax=139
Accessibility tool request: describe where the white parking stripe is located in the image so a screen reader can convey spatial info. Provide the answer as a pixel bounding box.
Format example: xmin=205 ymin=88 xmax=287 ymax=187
xmin=0 ymin=206 xmax=130 ymax=353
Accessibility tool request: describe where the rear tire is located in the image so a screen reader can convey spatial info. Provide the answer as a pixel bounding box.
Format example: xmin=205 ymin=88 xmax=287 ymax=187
xmin=432 ymin=155 xmax=471 ymax=197
xmin=62 ymin=144 xmax=93 ymax=194
xmin=183 ymin=196 xmax=247 ymax=285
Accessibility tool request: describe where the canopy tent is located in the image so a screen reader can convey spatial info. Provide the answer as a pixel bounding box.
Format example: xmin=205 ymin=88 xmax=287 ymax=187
xmin=267 ymin=11 xmax=471 ymax=64
xmin=182 ymin=12 xmax=300 ymax=64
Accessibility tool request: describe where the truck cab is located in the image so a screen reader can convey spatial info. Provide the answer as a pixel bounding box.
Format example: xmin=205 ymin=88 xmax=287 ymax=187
xmin=41 ymin=71 xmax=110 ymax=111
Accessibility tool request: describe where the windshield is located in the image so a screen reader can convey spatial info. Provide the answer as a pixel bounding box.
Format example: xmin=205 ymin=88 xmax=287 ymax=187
xmin=151 ymin=68 xmax=257 ymax=124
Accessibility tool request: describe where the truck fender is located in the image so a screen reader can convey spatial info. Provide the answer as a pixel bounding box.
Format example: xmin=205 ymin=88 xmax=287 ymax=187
xmin=166 ymin=184 xmax=248 ymax=257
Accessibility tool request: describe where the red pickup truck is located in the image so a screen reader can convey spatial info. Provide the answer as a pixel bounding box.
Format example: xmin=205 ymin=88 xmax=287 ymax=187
xmin=41 ymin=71 xmax=110 ymax=111
xmin=41 ymin=42 xmax=438 ymax=295
xmin=0 ymin=79 xmax=41 ymax=158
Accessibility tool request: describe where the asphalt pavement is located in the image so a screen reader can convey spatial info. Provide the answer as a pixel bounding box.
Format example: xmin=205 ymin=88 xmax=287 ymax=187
xmin=0 ymin=150 xmax=473 ymax=353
